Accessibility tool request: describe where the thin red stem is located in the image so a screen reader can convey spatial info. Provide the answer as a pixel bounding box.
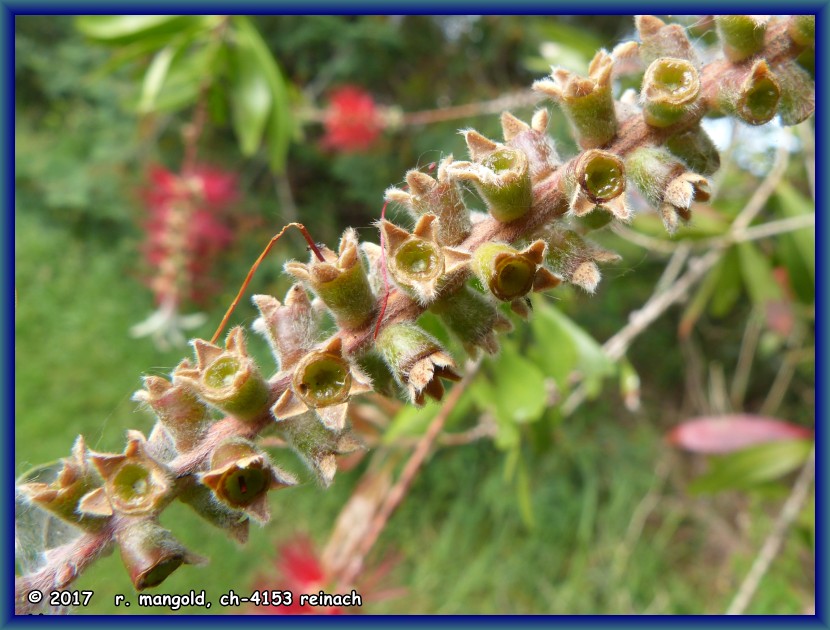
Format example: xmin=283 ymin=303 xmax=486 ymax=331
xmin=211 ymin=223 xmax=324 ymax=344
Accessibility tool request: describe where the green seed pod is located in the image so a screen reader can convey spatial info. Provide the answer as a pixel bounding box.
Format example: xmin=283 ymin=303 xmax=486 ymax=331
xmin=718 ymin=59 xmax=781 ymax=126
xmin=272 ymin=337 xmax=372 ymax=432
xmin=17 ymin=437 xmax=109 ymax=532
xmin=533 ymin=50 xmax=617 ymax=149
xmin=89 ymin=431 xmax=174 ymax=517
xmin=665 ymin=126 xmax=721 ymax=176
xmin=173 ymin=328 xmax=270 ymax=422
xmin=787 ymin=15 xmax=815 ymax=47
xmin=563 ymin=149 xmax=628 ymax=220
xmin=275 ymin=410 xmax=363 ymax=487
xmin=635 ymin=15 xmax=697 ymax=66
xmin=375 ymin=322 xmax=461 ymax=406
xmin=115 ymin=517 xmax=206 ymax=591
xmin=430 ymin=284 xmax=513 ymax=357
xmin=385 ymin=156 xmax=472 ymax=246
xmin=641 ymin=57 xmax=701 ymax=128
xmin=546 ymin=230 xmax=621 ymax=294
xmin=625 ymin=147 xmax=710 ymax=234
xmin=285 ymin=228 xmax=377 ymax=330
xmin=178 ymin=483 xmax=250 ymax=544
xmin=380 ymin=215 xmax=471 ymax=304
xmin=775 ymin=60 xmax=816 ymax=126
xmin=132 ymin=376 xmax=211 ymax=454
xmin=200 ymin=438 xmax=297 ymax=523
xmin=251 ymin=284 xmax=317 ymax=372
xmin=447 ymin=131 xmax=533 ymax=222
xmin=472 ymin=240 xmax=548 ymax=302
xmin=501 ymin=109 xmax=561 ymax=183
xmin=715 ymin=15 xmax=769 ymax=62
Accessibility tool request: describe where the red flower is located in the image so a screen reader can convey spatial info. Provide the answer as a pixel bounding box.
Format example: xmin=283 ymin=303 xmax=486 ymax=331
xmin=249 ymin=536 xmax=343 ymax=615
xmin=139 ymin=164 xmax=238 ymax=307
xmin=322 ymin=86 xmax=384 ymax=153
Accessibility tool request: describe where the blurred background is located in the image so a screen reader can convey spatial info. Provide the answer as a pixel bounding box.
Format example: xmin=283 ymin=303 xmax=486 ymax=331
xmin=15 ymin=15 xmax=814 ymax=614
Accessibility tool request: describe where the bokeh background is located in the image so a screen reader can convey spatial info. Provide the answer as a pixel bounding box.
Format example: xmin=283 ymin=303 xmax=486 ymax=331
xmin=15 ymin=15 xmax=815 ymax=614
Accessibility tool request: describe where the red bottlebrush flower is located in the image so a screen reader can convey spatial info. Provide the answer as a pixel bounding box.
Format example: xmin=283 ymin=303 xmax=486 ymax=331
xmin=139 ymin=164 xmax=238 ymax=308
xmin=131 ymin=164 xmax=239 ymax=349
xmin=249 ymin=536 xmax=343 ymax=615
xmin=248 ymin=534 xmax=403 ymax=615
xmin=322 ymin=86 xmax=384 ymax=153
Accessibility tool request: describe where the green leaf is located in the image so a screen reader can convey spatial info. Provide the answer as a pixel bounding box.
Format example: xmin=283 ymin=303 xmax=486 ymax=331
xmin=138 ymin=45 xmax=177 ymax=113
xmin=146 ymin=42 xmax=218 ymax=113
xmin=492 ymin=342 xmax=547 ymax=425
xmin=530 ymin=297 xmax=614 ymax=397
xmin=382 ymin=401 xmax=440 ymax=444
xmin=231 ymin=16 xmax=292 ymax=172
xmin=229 ymin=27 xmax=274 ymax=156
xmin=516 ymin=456 xmax=536 ymax=530
xmin=738 ymin=242 xmax=784 ymax=307
xmin=75 ymin=15 xmax=217 ymax=44
xmin=708 ymin=247 xmax=743 ymax=317
xmin=529 ymin=305 xmax=578 ymax=389
xmin=689 ymin=439 xmax=812 ymax=494
xmin=679 ymin=258 xmax=723 ymax=338
xmin=471 ymin=378 xmax=519 ymax=450
xmin=774 ymin=181 xmax=815 ymax=282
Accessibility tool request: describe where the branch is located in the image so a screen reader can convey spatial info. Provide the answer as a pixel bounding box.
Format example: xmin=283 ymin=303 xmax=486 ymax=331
xmin=725 ymin=447 xmax=815 ymax=615
xmin=334 ymin=359 xmax=481 ymax=589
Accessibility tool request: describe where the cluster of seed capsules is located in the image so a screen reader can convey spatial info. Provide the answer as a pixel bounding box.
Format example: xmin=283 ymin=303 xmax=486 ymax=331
xmin=18 ymin=15 xmax=814 ymax=594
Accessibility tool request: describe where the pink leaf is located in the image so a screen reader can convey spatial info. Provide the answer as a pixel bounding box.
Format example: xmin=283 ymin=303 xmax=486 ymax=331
xmin=667 ymin=415 xmax=813 ymax=454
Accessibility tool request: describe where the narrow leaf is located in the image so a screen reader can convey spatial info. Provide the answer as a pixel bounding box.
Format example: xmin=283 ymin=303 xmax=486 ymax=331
xmin=679 ymin=259 xmax=723 ymax=338
xmin=738 ymin=241 xmax=784 ymax=307
xmin=229 ymin=31 xmax=274 ymax=156
xmin=138 ymin=45 xmax=176 ymax=113
xmin=689 ymin=439 xmax=812 ymax=493
xmin=75 ymin=15 xmax=218 ymax=44
xmin=232 ymin=16 xmax=292 ymax=172
xmin=492 ymin=342 xmax=547 ymax=425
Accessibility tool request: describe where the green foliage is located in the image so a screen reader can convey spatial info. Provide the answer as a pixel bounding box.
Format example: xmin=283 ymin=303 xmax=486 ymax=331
xmin=689 ymin=440 xmax=813 ymax=494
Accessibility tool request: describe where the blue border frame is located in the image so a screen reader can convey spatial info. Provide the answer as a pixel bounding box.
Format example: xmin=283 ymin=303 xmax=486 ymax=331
xmin=6 ymin=2 xmax=827 ymax=626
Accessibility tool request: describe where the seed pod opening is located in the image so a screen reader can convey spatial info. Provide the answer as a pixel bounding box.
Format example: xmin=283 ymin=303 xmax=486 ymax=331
xmin=392 ymin=238 xmax=444 ymax=283
xmin=201 ymin=439 xmax=296 ymax=523
xmin=447 ymin=139 xmax=533 ymax=223
xmin=380 ymin=215 xmax=471 ymax=304
xmin=90 ymin=432 xmax=173 ymax=516
xmin=532 ymin=50 xmax=618 ymax=148
xmin=272 ymin=337 xmax=372 ymax=431
xmin=115 ymin=518 xmax=205 ymax=591
xmin=173 ymin=328 xmax=270 ymax=422
xmin=293 ymin=351 xmax=352 ymax=408
xmin=472 ymin=241 xmax=547 ymax=301
xmin=642 ymin=58 xmax=700 ymax=127
xmin=718 ymin=60 xmax=781 ymax=126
